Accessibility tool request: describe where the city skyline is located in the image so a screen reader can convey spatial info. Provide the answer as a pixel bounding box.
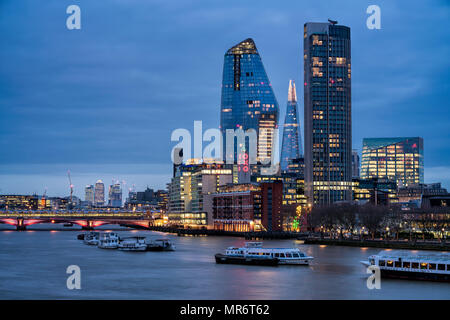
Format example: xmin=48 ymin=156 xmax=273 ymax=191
xmin=1 ymin=1 xmax=450 ymax=197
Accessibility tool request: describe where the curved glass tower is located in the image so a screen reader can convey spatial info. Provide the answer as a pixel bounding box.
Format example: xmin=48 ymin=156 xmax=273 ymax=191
xmin=280 ymin=80 xmax=302 ymax=172
xmin=220 ymin=38 xmax=279 ymax=165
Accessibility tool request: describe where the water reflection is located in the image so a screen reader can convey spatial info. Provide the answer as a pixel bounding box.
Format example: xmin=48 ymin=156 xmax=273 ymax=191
xmin=0 ymin=229 xmax=448 ymax=299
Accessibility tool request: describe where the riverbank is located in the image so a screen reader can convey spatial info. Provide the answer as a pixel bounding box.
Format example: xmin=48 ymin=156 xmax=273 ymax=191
xmin=145 ymin=226 xmax=304 ymax=239
xmin=146 ymin=226 xmax=449 ymax=251
xmin=304 ymin=238 xmax=450 ymax=251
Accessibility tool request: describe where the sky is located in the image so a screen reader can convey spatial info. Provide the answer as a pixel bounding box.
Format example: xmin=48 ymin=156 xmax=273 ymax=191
xmin=0 ymin=0 xmax=449 ymax=198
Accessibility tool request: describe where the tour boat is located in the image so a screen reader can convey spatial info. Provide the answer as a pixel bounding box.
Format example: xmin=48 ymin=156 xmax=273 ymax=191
xmin=215 ymin=242 xmax=313 ymax=266
xmin=98 ymin=232 xmax=119 ymax=249
xmin=118 ymin=236 xmax=147 ymax=251
xmin=83 ymin=231 xmax=100 ymax=246
xmin=146 ymin=239 xmax=176 ymax=251
xmin=361 ymin=250 xmax=450 ymax=282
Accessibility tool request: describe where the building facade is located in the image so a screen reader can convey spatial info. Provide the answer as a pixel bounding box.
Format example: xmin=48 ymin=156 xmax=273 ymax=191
xmin=85 ymin=185 xmax=94 ymax=205
xmin=220 ymin=38 xmax=279 ymax=166
xmin=167 ymin=163 xmax=233 ymax=228
xmin=211 ymin=183 xmax=262 ymax=232
xmin=361 ymin=137 xmax=424 ymax=187
xmin=108 ymin=183 xmax=122 ymax=207
xmin=352 ymin=149 xmax=360 ymax=178
xmin=281 ymin=80 xmax=302 ymax=172
xmin=304 ymin=21 xmax=352 ymax=205
xmin=211 ymin=181 xmax=282 ymax=232
xmin=125 ymin=187 xmax=168 ymax=212
xmin=0 ymin=195 xmax=39 ymax=210
xmin=352 ymin=178 xmax=398 ymax=206
xmin=94 ymin=180 xmax=105 ymax=207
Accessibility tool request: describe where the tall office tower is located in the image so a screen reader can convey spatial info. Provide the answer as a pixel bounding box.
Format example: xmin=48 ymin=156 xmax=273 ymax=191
xmin=94 ymin=179 xmax=105 ymax=206
xmin=108 ymin=183 xmax=122 ymax=207
xmin=361 ymin=137 xmax=424 ymax=187
xmin=280 ymin=80 xmax=302 ymax=172
xmin=304 ymin=21 xmax=352 ymax=205
xmin=85 ymin=185 xmax=94 ymax=205
xmin=220 ymin=38 xmax=279 ymax=170
xmin=352 ymin=150 xmax=360 ymax=178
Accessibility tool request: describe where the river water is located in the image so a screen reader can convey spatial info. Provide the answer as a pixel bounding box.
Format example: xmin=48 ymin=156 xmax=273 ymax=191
xmin=0 ymin=225 xmax=448 ymax=299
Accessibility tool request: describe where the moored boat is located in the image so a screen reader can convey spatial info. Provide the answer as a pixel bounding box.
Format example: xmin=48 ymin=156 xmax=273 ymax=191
xmin=98 ymin=232 xmax=119 ymax=249
xmin=361 ymin=250 xmax=450 ymax=282
xmin=118 ymin=236 xmax=147 ymax=251
xmin=83 ymin=231 xmax=100 ymax=245
xmin=146 ymin=239 xmax=175 ymax=251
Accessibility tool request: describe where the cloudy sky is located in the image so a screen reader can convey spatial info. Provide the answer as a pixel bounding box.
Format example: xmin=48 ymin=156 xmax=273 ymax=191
xmin=0 ymin=0 xmax=449 ymax=198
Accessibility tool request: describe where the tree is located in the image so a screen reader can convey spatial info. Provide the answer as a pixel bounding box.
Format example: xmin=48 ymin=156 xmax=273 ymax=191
xmin=359 ymin=204 xmax=387 ymax=240
xmin=336 ymin=203 xmax=358 ymax=239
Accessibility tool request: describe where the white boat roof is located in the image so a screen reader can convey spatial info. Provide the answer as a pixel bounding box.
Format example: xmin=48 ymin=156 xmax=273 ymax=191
xmin=375 ymin=250 xmax=450 ymax=262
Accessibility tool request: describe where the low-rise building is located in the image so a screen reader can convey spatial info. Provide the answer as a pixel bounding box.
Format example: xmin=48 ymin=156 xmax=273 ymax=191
xmin=209 ymin=181 xmax=283 ymax=232
xmin=352 ymin=178 xmax=398 ymax=206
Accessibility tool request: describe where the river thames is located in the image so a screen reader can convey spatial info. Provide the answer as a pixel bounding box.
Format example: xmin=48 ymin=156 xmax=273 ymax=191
xmin=0 ymin=226 xmax=449 ymax=300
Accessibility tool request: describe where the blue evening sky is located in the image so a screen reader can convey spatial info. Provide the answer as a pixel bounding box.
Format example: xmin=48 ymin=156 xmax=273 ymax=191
xmin=0 ymin=0 xmax=449 ymax=198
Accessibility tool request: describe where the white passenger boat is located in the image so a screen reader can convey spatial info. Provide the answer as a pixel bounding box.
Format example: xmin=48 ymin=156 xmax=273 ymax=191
xmin=83 ymin=231 xmax=100 ymax=246
xmin=361 ymin=250 xmax=450 ymax=282
xmin=118 ymin=236 xmax=147 ymax=251
xmin=224 ymin=242 xmax=313 ymax=265
xmin=98 ymin=232 xmax=119 ymax=249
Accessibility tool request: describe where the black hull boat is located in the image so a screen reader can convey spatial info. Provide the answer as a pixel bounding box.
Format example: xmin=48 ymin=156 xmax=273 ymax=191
xmin=215 ymin=253 xmax=279 ymax=266
xmin=381 ymin=269 xmax=450 ymax=282
xmin=146 ymin=239 xmax=175 ymax=251
xmin=361 ymin=250 xmax=450 ymax=283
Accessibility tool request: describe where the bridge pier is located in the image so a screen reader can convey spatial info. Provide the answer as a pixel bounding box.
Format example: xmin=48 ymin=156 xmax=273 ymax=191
xmin=81 ymin=220 xmax=94 ymax=230
xmin=16 ymin=218 xmax=26 ymax=231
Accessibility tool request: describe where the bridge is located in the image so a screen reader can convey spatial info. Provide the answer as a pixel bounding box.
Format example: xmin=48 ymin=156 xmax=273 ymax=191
xmin=0 ymin=211 xmax=155 ymax=230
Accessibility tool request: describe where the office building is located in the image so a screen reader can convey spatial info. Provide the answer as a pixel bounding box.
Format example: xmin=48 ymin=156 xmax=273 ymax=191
xmin=85 ymin=185 xmax=94 ymax=205
xmin=94 ymin=180 xmax=105 ymax=206
xmin=167 ymin=162 xmax=233 ymax=227
xmin=361 ymin=137 xmax=424 ymax=187
xmin=210 ymin=181 xmax=282 ymax=232
xmin=304 ymin=21 xmax=352 ymax=205
xmin=108 ymin=183 xmax=122 ymax=207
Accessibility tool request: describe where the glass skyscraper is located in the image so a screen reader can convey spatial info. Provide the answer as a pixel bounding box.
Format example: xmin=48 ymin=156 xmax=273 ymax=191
xmin=361 ymin=137 xmax=424 ymax=187
xmin=280 ymin=80 xmax=302 ymax=172
xmin=303 ymin=21 xmax=352 ymax=205
xmin=220 ymin=38 xmax=279 ymax=166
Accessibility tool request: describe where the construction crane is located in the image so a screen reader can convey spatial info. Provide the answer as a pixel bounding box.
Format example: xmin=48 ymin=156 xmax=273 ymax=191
xmin=67 ymin=170 xmax=74 ymax=208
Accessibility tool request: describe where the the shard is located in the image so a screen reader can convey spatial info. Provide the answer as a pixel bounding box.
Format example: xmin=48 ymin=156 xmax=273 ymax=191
xmin=280 ymin=80 xmax=302 ymax=172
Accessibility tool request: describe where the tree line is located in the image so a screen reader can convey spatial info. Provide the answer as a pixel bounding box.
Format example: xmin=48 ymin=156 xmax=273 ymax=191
xmin=307 ymin=203 xmax=449 ymax=241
